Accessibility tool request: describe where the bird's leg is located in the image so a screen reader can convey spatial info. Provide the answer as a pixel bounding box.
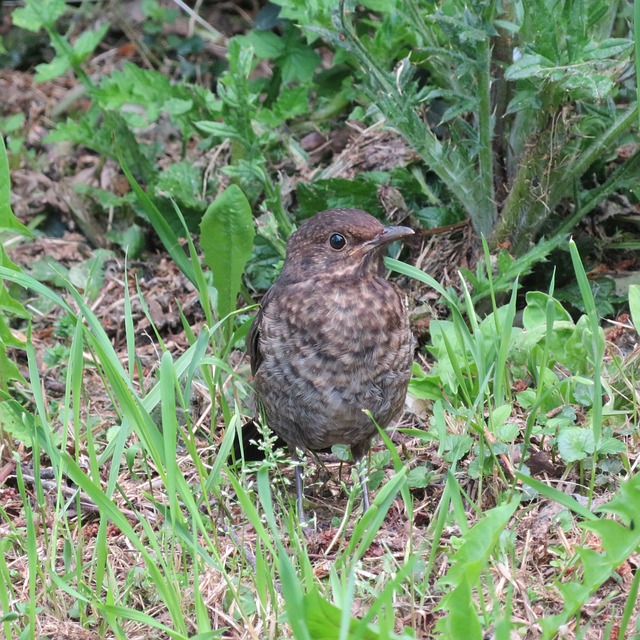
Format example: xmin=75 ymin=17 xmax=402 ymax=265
xmin=359 ymin=463 xmax=371 ymax=512
xmin=352 ymin=445 xmax=370 ymax=513
xmin=291 ymin=449 xmax=307 ymax=525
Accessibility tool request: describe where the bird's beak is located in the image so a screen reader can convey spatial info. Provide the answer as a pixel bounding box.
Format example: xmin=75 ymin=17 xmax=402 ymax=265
xmin=367 ymin=225 xmax=414 ymax=249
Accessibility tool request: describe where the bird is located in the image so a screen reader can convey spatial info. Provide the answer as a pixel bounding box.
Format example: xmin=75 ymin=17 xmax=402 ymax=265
xmin=246 ymin=208 xmax=414 ymax=522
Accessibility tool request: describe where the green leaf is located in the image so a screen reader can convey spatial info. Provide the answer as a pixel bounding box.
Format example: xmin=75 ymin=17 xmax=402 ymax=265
xmin=11 ymin=0 xmax=67 ymax=32
xmin=116 ymin=149 xmax=195 ymax=284
xmin=629 ymin=285 xmax=640 ymax=333
xmin=234 ymin=31 xmax=285 ymax=59
xmin=407 ymin=465 xmax=434 ymax=489
xmin=0 ymin=398 xmax=37 ymax=442
xmin=580 ymin=38 xmax=633 ymax=61
xmin=557 ymin=426 xmax=595 ymax=462
xmin=280 ymin=42 xmax=320 ymax=83
xmin=304 ymin=590 xmax=385 ymax=639
xmin=200 ymin=185 xmax=255 ymax=328
xmin=436 ymin=501 xmax=519 ymax=639
xmin=278 ymin=547 xmax=312 ymax=640
xmin=72 ymin=23 xmax=109 ymax=62
xmin=0 ymin=133 xmax=30 ymax=236
xmin=34 ymin=55 xmax=71 ymax=82
xmin=522 ymin=292 xmax=572 ymax=329
xmin=504 ymin=54 xmax=554 ymax=80
xmin=155 ymin=161 xmax=203 ymax=210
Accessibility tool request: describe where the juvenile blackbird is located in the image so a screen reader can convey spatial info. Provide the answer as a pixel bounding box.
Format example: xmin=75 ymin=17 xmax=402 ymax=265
xmin=247 ymin=208 xmax=414 ymax=521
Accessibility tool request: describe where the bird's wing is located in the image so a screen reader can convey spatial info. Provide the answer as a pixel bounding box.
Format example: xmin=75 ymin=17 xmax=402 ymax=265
xmin=247 ymin=287 xmax=275 ymax=376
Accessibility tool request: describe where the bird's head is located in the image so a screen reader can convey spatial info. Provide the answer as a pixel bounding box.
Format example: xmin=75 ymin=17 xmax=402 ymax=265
xmin=278 ymin=208 xmax=414 ymax=283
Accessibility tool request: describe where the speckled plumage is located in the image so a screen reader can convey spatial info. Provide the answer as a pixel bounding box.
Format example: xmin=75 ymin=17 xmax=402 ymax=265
xmin=247 ymin=208 xmax=414 ymax=517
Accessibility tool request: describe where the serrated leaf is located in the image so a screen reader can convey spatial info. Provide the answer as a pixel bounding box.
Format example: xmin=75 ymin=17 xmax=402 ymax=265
xmin=280 ymin=44 xmax=320 ymax=83
xmin=200 ymin=185 xmax=254 ymax=328
xmin=11 ymin=0 xmax=67 ymax=32
xmin=505 ymin=88 xmax=542 ymax=114
xmin=297 ymin=177 xmax=383 ymax=219
xmin=407 ymin=465 xmax=433 ymax=489
xmin=154 ymin=161 xmax=203 ymax=210
xmin=34 ymin=55 xmax=71 ymax=82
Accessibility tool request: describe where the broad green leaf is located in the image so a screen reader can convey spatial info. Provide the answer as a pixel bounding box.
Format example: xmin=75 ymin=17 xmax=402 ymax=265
xmin=522 ymin=292 xmax=572 ymax=329
xmin=557 ymin=426 xmax=595 ymax=462
xmin=200 ymin=185 xmax=254 ymax=328
xmin=11 ymin=0 xmax=67 ymax=31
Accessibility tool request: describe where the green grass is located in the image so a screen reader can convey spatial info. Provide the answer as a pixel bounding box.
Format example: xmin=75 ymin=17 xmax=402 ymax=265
xmin=1 ymin=0 xmax=640 ymax=637
xmin=1 ymin=239 xmax=639 ymax=638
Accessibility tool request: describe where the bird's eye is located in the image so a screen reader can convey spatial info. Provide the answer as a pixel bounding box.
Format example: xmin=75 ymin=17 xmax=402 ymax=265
xmin=329 ymin=233 xmax=347 ymax=250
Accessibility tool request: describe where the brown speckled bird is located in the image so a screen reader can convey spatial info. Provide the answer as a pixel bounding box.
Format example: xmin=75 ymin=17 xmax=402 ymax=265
xmin=247 ymin=208 xmax=414 ymax=521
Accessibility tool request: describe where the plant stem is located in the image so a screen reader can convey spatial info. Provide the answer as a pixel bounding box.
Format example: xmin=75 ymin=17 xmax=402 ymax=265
xmin=476 ymin=36 xmax=497 ymax=237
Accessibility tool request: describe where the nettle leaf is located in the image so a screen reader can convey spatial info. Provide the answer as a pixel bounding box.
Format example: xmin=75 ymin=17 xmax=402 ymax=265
xmin=280 ymin=43 xmax=320 ymax=84
xmin=200 ymin=185 xmax=255 ymax=327
xmin=11 ymin=0 xmax=66 ymax=31
xmin=557 ymin=427 xmax=595 ymax=462
xmin=256 ymin=85 xmax=310 ymax=128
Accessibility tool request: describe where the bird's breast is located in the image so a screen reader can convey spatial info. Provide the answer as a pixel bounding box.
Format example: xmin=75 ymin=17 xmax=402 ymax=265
xmin=254 ymin=276 xmax=413 ymax=449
